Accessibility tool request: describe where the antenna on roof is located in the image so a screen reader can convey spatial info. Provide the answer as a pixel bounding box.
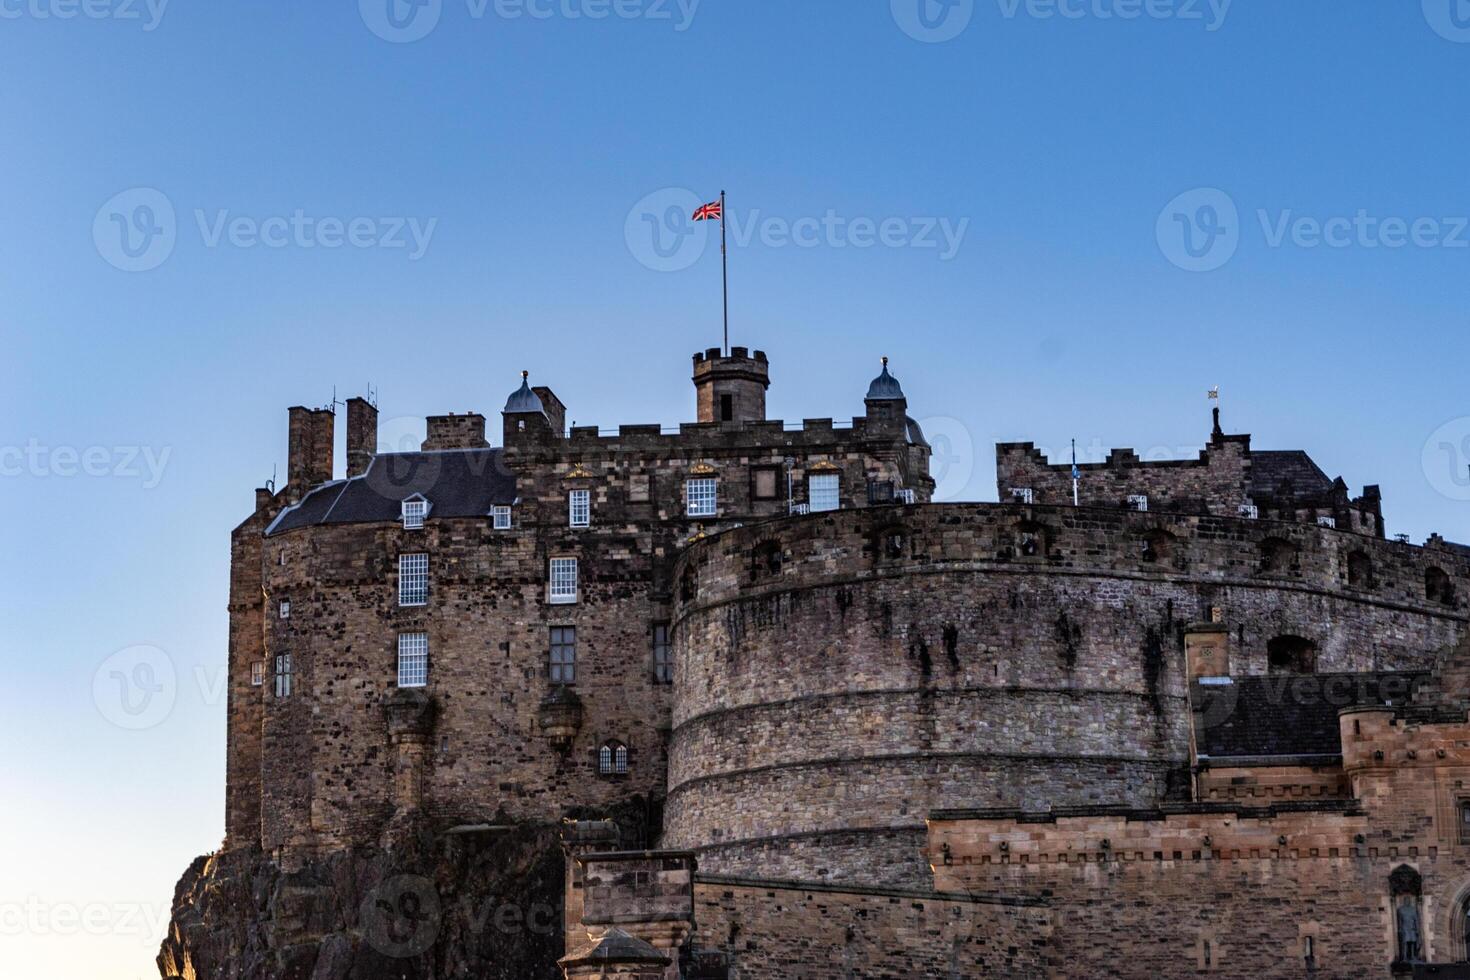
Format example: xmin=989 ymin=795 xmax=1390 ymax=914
xmin=367 ymin=383 xmax=378 ymax=409
xmin=325 ymin=386 xmax=344 ymax=414
xmin=267 ymin=465 xmax=276 ymax=493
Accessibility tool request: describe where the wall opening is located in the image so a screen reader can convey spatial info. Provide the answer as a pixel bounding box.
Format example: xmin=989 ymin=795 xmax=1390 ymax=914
xmin=1267 ymin=634 xmax=1317 ymax=674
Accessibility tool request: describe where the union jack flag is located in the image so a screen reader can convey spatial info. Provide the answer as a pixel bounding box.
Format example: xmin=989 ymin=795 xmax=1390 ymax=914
xmin=692 ymin=200 xmax=722 ymax=222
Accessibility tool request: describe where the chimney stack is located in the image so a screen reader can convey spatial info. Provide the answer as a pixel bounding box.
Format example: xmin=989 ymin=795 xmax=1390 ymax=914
xmin=287 ymin=406 xmax=335 ymax=498
xmin=346 ymin=397 xmax=379 ymax=477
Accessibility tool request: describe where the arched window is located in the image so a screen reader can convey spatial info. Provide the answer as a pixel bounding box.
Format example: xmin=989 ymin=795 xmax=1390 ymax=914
xmin=1347 ymin=550 xmax=1374 ymax=590
xmin=1268 ymin=635 xmax=1317 ymax=674
xmin=1428 ymin=567 xmax=1456 ymax=607
xmin=599 ymin=740 xmax=628 ymax=776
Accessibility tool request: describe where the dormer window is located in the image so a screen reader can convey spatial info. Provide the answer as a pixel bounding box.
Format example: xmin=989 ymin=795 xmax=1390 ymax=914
xmin=569 ymin=489 xmax=590 ymax=528
xmin=402 ymin=496 xmax=428 ymax=529
xmin=492 ymin=505 xmax=512 ymax=530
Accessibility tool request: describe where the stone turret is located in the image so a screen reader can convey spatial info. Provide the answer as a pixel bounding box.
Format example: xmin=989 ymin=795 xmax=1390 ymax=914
xmin=692 ymin=347 xmax=768 ymax=423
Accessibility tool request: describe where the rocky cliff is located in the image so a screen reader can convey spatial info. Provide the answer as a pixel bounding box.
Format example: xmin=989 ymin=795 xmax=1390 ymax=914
xmin=157 ymin=822 xmax=564 ymax=980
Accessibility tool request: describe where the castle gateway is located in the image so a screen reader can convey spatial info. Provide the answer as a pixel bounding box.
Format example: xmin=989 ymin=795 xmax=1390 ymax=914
xmin=161 ymin=349 xmax=1470 ymax=979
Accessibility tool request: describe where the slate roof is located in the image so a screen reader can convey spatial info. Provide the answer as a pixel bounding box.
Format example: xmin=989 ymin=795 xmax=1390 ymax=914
xmin=1193 ymin=672 xmax=1427 ymax=760
xmin=558 ymin=928 xmax=669 ymax=968
xmin=267 ymin=448 xmax=516 ymax=535
xmin=1249 ymin=450 xmax=1335 ymax=505
xmin=865 ymin=361 xmax=905 ymax=401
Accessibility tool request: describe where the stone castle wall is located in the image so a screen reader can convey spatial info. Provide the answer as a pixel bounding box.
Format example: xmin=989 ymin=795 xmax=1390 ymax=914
xmin=235 ymin=390 xmax=933 ymax=857
xmin=664 ymin=504 xmax=1468 ymax=885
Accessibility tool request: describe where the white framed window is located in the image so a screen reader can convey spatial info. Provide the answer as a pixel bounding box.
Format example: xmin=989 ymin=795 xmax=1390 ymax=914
xmin=397 ymin=632 xmax=428 ymax=688
xmin=1127 ymin=494 xmax=1149 ymax=512
xmin=399 ymin=553 xmax=428 ymax=606
xmin=549 ymin=557 xmax=579 ymax=604
xmin=599 ymin=740 xmax=629 ymax=775
xmin=686 ymin=477 xmax=717 ymax=517
xmin=250 ymin=662 xmax=265 ymax=687
xmin=569 ymin=489 xmax=590 ymax=528
xmin=402 ymin=497 xmax=427 ymax=529
xmin=274 ymin=653 xmax=292 ymax=698
xmin=279 ymin=600 xmax=290 ymax=619
xmin=1009 ymin=487 xmax=1035 ymax=505
xmin=809 ymin=473 xmax=840 ymax=512
xmin=1317 ymin=516 xmax=1337 ymax=529
xmin=550 ymin=626 xmax=576 ymax=684
xmin=1238 ymin=503 xmax=1259 ymax=520
xmin=492 ymin=505 xmax=512 ymax=530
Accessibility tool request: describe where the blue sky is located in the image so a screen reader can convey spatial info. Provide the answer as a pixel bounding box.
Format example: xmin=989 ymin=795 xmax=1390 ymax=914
xmin=4 ymin=2 xmax=1470 ymax=975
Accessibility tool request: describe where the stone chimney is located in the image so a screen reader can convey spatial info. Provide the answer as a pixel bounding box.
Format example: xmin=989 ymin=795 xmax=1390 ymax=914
xmin=423 ymin=413 xmax=489 ymax=451
xmin=346 ymin=397 xmax=378 ymax=477
xmin=286 ymin=406 xmax=334 ymax=498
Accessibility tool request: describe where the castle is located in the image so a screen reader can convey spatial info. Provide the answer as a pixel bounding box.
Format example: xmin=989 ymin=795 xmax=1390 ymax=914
xmin=163 ymin=348 xmax=1470 ymax=979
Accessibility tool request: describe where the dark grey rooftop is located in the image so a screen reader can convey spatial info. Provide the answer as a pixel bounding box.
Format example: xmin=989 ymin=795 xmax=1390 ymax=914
xmin=865 ymin=359 xmax=905 ymax=401
xmin=1249 ymin=450 xmax=1335 ymax=505
xmin=266 ymin=448 xmax=516 ymax=535
xmin=504 ymin=374 xmax=545 ymax=415
xmin=1193 ymin=672 xmax=1427 ymax=760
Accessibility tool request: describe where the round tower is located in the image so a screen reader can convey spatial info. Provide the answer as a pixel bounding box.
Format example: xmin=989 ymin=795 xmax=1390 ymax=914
xmin=692 ymin=347 xmax=769 ymax=423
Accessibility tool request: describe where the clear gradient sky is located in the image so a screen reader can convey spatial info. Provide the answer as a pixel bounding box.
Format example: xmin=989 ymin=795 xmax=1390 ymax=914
xmin=5 ymin=2 xmax=1470 ymax=976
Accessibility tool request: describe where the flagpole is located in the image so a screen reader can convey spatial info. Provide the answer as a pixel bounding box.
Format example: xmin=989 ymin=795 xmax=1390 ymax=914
xmin=720 ymin=189 xmax=728 ymax=356
xmin=1071 ymin=439 xmax=1079 ymax=507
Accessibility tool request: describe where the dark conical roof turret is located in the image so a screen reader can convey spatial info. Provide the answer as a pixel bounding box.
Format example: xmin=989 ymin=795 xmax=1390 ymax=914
xmin=865 ymin=357 xmax=906 ymax=401
xmin=504 ymin=371 xmax=545 ymax=414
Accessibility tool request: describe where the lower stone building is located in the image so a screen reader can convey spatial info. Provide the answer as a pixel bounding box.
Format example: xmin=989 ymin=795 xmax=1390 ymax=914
xmin=159 ymin=347 xmax=1470 ymax=979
